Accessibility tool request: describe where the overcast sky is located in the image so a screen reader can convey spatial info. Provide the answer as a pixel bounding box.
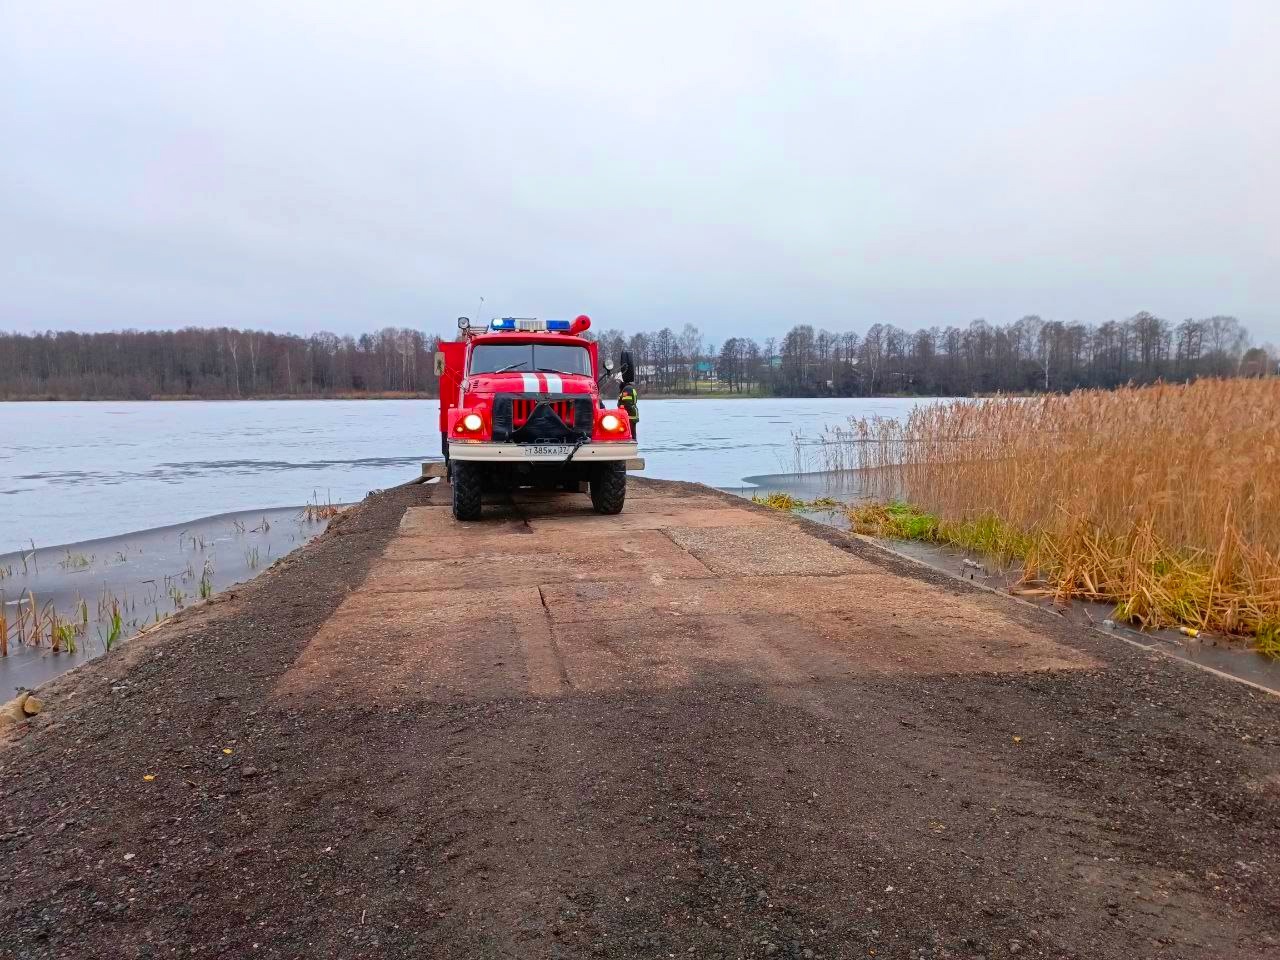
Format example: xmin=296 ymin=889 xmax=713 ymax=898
xmin=2 ymin=1 xmax=1278 ymax=343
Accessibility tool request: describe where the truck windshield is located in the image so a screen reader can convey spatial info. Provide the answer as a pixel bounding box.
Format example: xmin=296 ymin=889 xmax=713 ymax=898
xmin=469 ymin=343 xmax=592 ymax=376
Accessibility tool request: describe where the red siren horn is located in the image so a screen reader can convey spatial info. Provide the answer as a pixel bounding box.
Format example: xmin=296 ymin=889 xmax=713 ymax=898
xmin=570 ymin=314 xmax=591 ymax=335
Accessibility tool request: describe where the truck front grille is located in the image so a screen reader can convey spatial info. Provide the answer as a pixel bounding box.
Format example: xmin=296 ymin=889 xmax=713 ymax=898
xmin=511 ymin=398 xmax=578 ymax=429
xmin=493 ymin=394 xmax=592 ymax=443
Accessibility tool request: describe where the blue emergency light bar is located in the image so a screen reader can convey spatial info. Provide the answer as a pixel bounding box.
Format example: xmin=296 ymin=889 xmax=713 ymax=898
xmin=488 ymin=317 xmax=573 ymax=332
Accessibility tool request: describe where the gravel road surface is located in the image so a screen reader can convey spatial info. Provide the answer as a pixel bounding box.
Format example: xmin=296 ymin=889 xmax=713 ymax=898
xmin=2 ymin=478 xmax=1278 ymax=959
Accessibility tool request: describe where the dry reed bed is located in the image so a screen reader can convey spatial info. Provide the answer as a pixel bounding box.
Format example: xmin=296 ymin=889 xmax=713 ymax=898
xmin=828 ymin=379 xmax=1280 ymax=653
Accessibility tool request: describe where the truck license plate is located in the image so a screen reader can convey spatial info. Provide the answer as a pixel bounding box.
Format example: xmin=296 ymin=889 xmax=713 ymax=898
xmin=522 ymin=444 xmax=573 ymax=456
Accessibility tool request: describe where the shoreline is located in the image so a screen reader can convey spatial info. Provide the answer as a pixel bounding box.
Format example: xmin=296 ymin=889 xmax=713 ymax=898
xmin=0 ymin=504 xmax=337 ymax=563
xmin=12 ymin=465 xmax=1275 ymax=698
xmin=1 ymin=505 xmax=335 ymax=693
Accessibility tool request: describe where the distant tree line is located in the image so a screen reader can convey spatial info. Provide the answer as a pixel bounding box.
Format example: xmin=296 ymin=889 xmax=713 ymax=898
xmin=0 ymin=312 xmax=1274 ymax=400
xmin=591 ymin=312 xmax=1276 ymax=396
xmin=0 ymin=327 xmax=442 ymax=400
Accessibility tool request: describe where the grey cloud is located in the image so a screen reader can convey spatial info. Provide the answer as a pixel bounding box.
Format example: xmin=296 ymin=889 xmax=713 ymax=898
xmin=2 ymin=0 xmax=1278 ymax=341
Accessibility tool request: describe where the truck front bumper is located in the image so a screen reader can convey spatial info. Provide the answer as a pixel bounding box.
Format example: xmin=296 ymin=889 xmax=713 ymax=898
xmin=440 ymin=442 xmax=642 ymax=465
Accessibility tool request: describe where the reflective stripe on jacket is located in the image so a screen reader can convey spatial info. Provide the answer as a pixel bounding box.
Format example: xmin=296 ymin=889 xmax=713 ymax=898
xmin=618 ymin=387 xmax=639 ymax=421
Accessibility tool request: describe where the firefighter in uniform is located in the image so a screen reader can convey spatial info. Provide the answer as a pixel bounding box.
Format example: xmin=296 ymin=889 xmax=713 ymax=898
xmin=617 ymin=379 xmax=639 ymax=443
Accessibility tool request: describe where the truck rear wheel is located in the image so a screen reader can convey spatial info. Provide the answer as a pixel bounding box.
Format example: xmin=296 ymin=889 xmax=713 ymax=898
xmin=451 ymin=461 xmax=483 ymax=521
xmin=590 ymin=462 xmax=627 ymax=515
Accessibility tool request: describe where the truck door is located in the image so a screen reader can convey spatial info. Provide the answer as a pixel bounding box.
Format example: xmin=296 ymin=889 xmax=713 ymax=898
xmin=437 ymin=341 xmax=466 ymax=434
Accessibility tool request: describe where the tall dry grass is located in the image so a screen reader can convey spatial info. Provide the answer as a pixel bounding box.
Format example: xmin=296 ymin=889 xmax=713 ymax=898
xmin=832 ymin=378 xmax=1280 ymax=651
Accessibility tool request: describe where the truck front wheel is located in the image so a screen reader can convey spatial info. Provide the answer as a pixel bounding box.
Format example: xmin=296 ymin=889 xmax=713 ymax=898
xmin=451 ymin=461 xmax=483 ymax=521
xmin=590 ymin=462 xmax=627 ymax=515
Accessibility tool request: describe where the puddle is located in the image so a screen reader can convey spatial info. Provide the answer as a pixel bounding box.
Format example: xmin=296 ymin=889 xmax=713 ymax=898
xmin=0 ymin=506 xmax=334 ymax=694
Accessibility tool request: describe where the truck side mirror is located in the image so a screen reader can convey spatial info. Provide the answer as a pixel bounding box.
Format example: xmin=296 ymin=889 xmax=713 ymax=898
xmin=603 ymin=359 xmax=615 ymax=373
xmin=619 ymin=350 xmax=635 ymax=384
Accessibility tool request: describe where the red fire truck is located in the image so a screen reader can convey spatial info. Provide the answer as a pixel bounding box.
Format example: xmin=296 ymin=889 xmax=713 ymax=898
xmin=435 ymin=314 xmax=641 ymax=521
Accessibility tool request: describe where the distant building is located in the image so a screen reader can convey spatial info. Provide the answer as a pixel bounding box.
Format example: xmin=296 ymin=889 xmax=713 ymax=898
xmin=1241 ymin=347 xmax=1275 ymax=378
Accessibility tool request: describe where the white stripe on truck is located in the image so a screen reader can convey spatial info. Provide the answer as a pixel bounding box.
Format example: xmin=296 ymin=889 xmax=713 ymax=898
xmin=520 ymin=373 xmax=540 ymax=393
xmin=543 ymin=373 xmax=563 ymax=392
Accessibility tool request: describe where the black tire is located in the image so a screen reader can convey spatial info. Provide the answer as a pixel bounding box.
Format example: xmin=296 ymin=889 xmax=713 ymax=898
xmin=590 ymin=462 xmax=627 ymax=515
xmin=451 ymin=461 xmax=483 ymax=521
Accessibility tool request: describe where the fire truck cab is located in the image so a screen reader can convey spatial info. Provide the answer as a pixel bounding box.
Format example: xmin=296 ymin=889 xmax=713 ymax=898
xmin=436 ymin=314 xmax=640 ymax=521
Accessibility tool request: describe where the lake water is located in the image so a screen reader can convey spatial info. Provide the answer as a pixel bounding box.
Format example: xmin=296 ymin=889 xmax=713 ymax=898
xmin=0 ymin=397 xmax=936 ymax=552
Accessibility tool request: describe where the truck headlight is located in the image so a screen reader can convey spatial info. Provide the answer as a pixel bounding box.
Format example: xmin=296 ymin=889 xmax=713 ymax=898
xmin=462 ymin=413 xmax=483 ymax=431
xmin=601 ymin=414 xmax=621 ymax=431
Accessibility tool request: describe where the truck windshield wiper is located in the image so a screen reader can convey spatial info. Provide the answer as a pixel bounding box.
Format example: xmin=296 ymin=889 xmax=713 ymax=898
xmin=535 ymin=367 xmax=576 ymax=376
xmin=490 ymin=361 xmax=529 ymax=374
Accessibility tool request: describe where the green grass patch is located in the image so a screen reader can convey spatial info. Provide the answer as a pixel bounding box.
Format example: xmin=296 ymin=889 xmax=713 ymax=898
xmin=1257 ymin=625 xmax=1280 ymax=659
xmin=848 ymin=501 xmax=1033 ymax=566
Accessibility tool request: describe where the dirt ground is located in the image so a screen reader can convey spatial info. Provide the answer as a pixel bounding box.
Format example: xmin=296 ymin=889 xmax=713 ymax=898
xmin=2 ymin=478 xmax=1279 ymax=960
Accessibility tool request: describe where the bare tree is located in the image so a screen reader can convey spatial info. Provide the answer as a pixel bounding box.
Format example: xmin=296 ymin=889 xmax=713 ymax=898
xmin=225 ymin=331 xmax=242 ymax=397
xmin=0 ymin=312 xmax=1261 ymax=401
